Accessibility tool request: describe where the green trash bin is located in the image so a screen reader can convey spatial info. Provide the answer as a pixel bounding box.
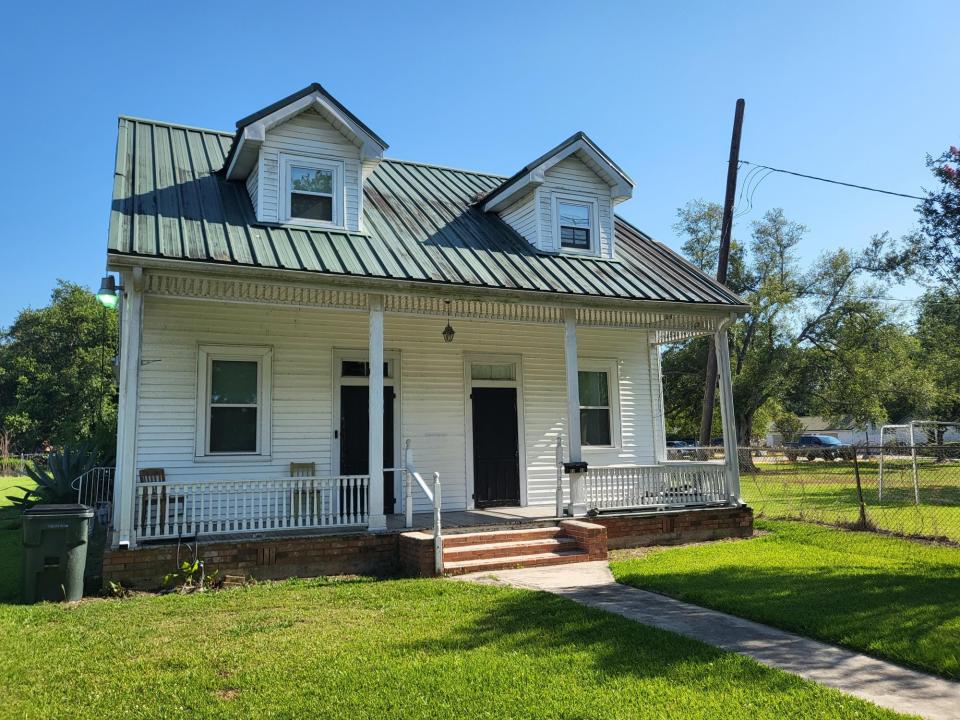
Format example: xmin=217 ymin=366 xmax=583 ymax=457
xmin=22 ymin=504 xmax=94 ymax=603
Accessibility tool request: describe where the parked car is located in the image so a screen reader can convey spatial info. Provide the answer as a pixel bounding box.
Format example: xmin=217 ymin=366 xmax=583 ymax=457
xmin=666 ymin=440 xmax=698 ymax=459
xmin=785 ymin=435 xmax=856 ymax=461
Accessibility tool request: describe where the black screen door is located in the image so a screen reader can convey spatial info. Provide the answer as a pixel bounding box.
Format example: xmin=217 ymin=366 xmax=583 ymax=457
xmin=340 ymin=385 xmax=395 ymax=514
xmin=471 ymin=387 xmax=520 ymax=508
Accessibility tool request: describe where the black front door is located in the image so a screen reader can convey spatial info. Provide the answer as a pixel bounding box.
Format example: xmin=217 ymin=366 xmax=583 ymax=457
xmin=340 ymin=385 xmax=395 ymax=514
xmin=471 ymin=387 xmax=520 ymax=508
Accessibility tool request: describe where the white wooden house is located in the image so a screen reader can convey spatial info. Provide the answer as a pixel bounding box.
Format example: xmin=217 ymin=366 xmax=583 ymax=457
xmin=101 ymin=84 xmax=748 ymax=553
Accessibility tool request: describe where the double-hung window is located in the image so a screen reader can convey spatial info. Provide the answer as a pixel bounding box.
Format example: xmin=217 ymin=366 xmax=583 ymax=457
xmin=578 ymin=362 xmax=618 ymax=447
xmin=197 ymin=346 xmax=272 ymax=457
xmin=558 ymin=200 xmax=592 ymax=250
xmin=281 ymin=155 xmax=343 ymax=227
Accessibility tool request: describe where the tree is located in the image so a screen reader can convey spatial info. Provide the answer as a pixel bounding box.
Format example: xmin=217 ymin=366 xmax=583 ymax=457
xmin=0 ymin=281 xmax=119 ymax=453
xmin=789 ymin=307 xmax=929 ymax=432
xmin=913 ymin=288 xmax=960 ymax=434
xmin=901 ymin=146 xmax=960 ymax=291
xmin=663 ymin=204 xmax=899 ymax=456
xmin=770 ymin=405 xmax=804 ymax=443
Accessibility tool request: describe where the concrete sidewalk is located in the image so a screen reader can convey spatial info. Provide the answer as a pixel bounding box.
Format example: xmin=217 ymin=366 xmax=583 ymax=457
xmin=455 ymin=561 xmax=960 ymax=720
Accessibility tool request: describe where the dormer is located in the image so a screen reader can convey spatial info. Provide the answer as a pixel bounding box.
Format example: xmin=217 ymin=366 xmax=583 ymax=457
xmin=224 ymin=84 xmax=388 ymax=232
xmin=483 ymin=132 xmax=633 ymax=259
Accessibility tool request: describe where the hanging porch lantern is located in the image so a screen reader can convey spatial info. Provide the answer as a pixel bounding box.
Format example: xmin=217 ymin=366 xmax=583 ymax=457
xmin=441 ymin=300 xmax=456 ymax=343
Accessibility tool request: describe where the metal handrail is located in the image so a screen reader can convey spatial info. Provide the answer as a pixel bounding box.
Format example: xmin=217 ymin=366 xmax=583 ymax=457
xmin=72 ymin=466 xmax=115 ymax=507
xmin=402 ymin=439 xmax=442 ymax=573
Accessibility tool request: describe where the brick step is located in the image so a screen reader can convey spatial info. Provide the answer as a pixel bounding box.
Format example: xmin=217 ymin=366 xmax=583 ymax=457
xmin=443 ymin=536 xmax=578 ymax=562
xmin=443 ymin=548 xmax=590 ymax=576
xmin=442 ymin=526 xmax=564 ymax=548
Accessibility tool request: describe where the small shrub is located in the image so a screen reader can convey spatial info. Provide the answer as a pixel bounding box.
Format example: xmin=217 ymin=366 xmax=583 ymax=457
xmin=163 ymin=560 xmax=220 ymax=593
xmin=6 ymin=445 xmax=101 ymax=507
xmin=105 ymin=580 xmax=131 ymax=598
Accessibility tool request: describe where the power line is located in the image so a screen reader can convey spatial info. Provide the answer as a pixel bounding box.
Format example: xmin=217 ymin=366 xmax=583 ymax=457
xmin=739 ymin=160 xmax=927 ymax=201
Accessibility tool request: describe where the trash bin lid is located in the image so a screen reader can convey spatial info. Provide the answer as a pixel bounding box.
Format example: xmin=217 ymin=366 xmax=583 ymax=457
xmin=23 ymin=504 xmax=95 ymax=519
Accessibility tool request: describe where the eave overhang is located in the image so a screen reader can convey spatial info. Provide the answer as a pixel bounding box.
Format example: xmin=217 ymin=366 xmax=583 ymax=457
xmin=482 ymin=132 xmax=634 ymax=212
xmin=224 ymin=83 xmax=388 ymax=181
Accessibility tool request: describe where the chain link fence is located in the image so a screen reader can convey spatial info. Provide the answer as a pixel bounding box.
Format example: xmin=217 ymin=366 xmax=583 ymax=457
xmin=0 ymin=453 xmax=47 ymax=477
xmin=729 ymin=445 xmax=960 ymax=544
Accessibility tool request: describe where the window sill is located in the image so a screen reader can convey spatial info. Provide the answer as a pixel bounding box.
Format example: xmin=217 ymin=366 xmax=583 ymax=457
xmin=283 ymin=217 xmax=343 ymax=230
xmin=192 ymin=454 xmax=274 ymax=464
xmin=559 ymin=247 xmax=601 ymax=258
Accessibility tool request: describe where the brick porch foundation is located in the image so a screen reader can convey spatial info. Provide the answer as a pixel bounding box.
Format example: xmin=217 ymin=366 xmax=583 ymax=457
xmin=103 ymin=532 xmax=399 ymax=589
xmin=592 ymin=504 xmax=753 ymax=549
xmin=102 ymin=505 xmax=752 ymax=588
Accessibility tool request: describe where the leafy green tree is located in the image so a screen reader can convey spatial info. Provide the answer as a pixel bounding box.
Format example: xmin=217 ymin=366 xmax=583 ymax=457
xmin=789 ymin=308 xmax=929 ymax=432
xmin=771 ymin=407 xmax=804 ymax=443
xmin=663 ymin=205 xmax=898 ymax=451
xmin=913 ymin=288 xmax=960 ymax=431
xmin=0 ymin=281 xmax=118 ymax=453
xmin=900 ymin=146 xmax=960 ymax=291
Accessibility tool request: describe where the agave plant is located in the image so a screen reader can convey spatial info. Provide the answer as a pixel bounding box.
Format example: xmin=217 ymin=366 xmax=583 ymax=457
xmin=6 ymin=445 xmax=99 ymax=508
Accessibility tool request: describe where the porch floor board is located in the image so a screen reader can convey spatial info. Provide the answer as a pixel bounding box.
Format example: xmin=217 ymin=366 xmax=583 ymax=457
xmin=390 ymin=505 xmax=561 ymax=532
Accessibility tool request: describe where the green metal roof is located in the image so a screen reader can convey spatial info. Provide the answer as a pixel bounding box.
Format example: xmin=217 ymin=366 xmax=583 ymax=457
xmin=107 ymin=116 xmax=745 ymax=308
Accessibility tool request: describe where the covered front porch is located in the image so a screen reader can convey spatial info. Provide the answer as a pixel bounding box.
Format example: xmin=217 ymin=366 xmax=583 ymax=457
xmin=124 ymin=454 xmax=731 ymax=541
xmin=108 ymin=267 xmax=742 ymax=549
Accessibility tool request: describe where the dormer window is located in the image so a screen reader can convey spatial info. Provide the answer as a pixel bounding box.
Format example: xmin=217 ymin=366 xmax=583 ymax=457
xmin=558 ymin=201 xmax=592 ymax=250
xmin=281 ymin=154 xmax=343 ymax=227
xmin=552 ymin=195 xmax=599 ymax=254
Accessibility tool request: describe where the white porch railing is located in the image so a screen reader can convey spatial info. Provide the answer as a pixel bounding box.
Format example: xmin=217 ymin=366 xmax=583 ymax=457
xmin=134 ymin=475 xmax=370 ymax=541
xmin=73 ymin=466 xmax=115 ymax=508
xmin=402 ymin=439 xmax=443 ymax=574
xmin=582 ymin=462 xmax=727 ymax=511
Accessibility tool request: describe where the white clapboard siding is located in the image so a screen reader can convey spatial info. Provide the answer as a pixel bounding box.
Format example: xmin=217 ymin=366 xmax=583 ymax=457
xmin=254 ymin=108 xmax=363 ymax=229
xmin=245 ymin=164 xmax=259 ymax=217
xmin=135 ymin=296 xmax=657 ymax=514
xmin=539 ymin=155 xmax=614 ymax=257
xmin=499 ymin=190 xmax=539 ymax=247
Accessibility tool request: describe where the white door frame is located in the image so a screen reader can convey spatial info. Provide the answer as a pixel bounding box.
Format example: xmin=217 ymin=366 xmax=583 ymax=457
xmin=331 ymin=349 xmax=402 ymax=511
xmin=463 ymin=353 xmax=528 ymax=509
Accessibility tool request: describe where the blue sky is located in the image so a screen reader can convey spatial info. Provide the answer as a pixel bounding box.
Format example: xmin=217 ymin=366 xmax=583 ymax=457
xmin=1 ymin=0 xmax=955 ymax=328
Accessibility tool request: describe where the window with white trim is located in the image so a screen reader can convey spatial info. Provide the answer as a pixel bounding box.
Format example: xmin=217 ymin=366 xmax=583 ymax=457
xmin=197 ymin=346 xmax=272 ymax=456
xmin=578 ymin=361 xmax=620 ymax=447
xmin=281 ymin=155 xmax=343 ymax=227
xmin=558 ymin=200 xmax=592 ymax=250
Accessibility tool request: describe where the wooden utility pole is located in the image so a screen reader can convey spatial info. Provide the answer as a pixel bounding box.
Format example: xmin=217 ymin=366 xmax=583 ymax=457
xmin=699 ymin=98 xmax=745 ymax=447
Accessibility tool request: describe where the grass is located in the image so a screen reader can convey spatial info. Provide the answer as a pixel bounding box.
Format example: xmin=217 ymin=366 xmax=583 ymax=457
xmin=0 ymin=476 xmax=33 ymax=604
xmin=611 ymin=520 xmax=960 ymax=679
xmin=0 ymin=577 xmax=912 ymax=719
xmin=741 ymin=457 xmax=960 ymax=542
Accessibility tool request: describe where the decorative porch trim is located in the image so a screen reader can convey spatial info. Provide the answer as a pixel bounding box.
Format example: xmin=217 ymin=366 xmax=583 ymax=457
xmin=142 ymin=270 xmax=727 ymax=334
xmin=144 ymin=273 xmax=368 ymax=311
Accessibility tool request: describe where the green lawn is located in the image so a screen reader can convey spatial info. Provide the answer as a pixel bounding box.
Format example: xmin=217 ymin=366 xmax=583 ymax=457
xmin=0 ymin=476 xmax=33 ymax=604
xmin=611 ymin=520 xmax=960 ymax=679
xmin=741 ymin=457 xmax=960 ymax=542
xmin=0 ymin=577 xmax=910 ymax=720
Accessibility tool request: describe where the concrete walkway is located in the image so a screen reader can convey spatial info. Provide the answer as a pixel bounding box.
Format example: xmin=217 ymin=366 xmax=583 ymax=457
xmin=455 ymin=561 xmax=960 ymax=720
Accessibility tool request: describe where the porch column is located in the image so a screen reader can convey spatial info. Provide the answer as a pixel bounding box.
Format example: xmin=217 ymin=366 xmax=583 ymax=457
xmin=112 ymin=268 xmax=143 ymax=548
xmin=563 ymin=309 xmax=587 ymax=515
xmin=367 ymin=294 xmax=387 ymax=531
xmin=649 ymin=341 xmax=668 ymax=464
xmin=714 ymin=327 xmax=742 ymax=503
